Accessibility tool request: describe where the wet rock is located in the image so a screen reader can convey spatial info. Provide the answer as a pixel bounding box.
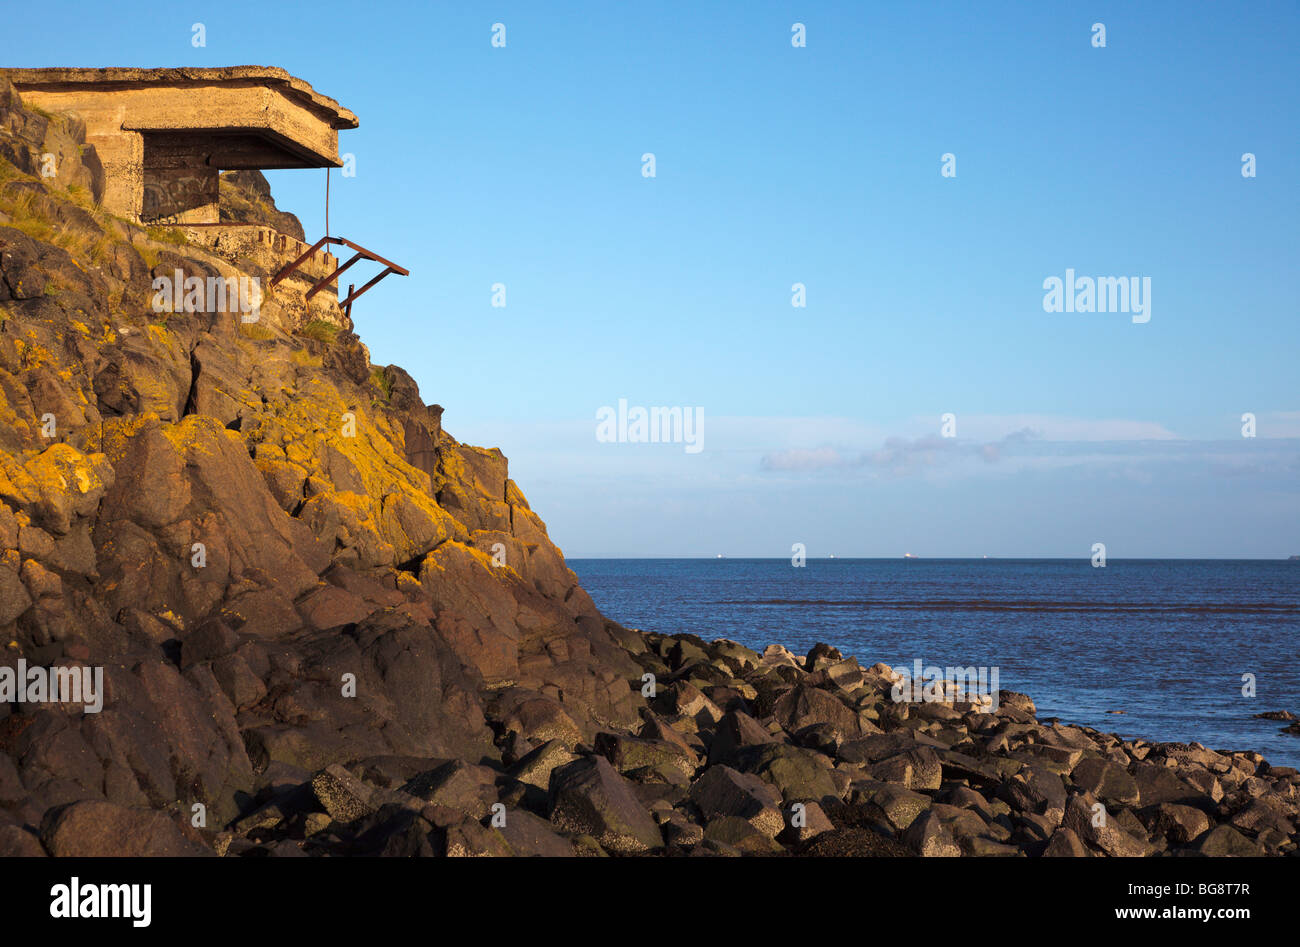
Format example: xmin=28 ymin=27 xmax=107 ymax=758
xmin=1131 ymin=762 xmax=1203 ymax=807
xmin=1042 ymin=827 xmax=1091 ymax=857
xmin=1254 ymin=710 xmax=1296 ymax=721
xmin=999 ymin=764 xmax=1066 ymax=821
xmin=310 ymin=764 xmax=376 ymax=823
xmin=1147 ymin=802 xmax=1211 ymax=844
xmin=443 ymin=819 xmax=513 ymax=857
xmin=594 ymin=731 xmax=696 ymax=781
xmin=548 ymin=756 xmax=662 ymax=854
xmin=902 ymin=811 xmax=961 ymax=857
xmin=804 ymin=642 xmax=843 ymax=671
xmin=656 ymin=681 xmax=723 ymax=728
xmin=869 ymin=746 xmax=943 ymax=791
xmin=760 ymin=644 xmax=802 ymax=669
xmin=688 ymin=765 xmax=784 ymax=837
xmin=1064 ymin=794 xmax=1154 ymax=857
xmin=1228 ymin=797 xmax=1294 ymax=837
xmin=496 ymin=808 xmax=576 ymax=857
xmin=1071 ymin=757 xmax=1140 ymax=806
xmin=997 ymin=691 xmax=1037 ymax=719
xmin=856 ymin=782 xmax=930 ymax=832
xmin=510 ymin=739 xmax=578 ymax=791
xmin=402 ymin=760 xmax=497 ymax=820
xmin=838 ymin=730 xmax=944 ymax=764
xmin=779 ymin=799 xmax=835 ymax=844
xmin=660 ymin=809 xmax=705 ymax=849
xmin=707 ymin=709 xmax=777 ymax=767
xmin=704 ymin=815 xmax=785 ymax=854
xmin=744 ymin=744 xmax=840 ymax=805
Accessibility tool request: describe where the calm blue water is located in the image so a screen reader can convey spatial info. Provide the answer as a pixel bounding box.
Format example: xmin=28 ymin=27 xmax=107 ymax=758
xmin=569 ymin=559 xmax=1300 ymax=769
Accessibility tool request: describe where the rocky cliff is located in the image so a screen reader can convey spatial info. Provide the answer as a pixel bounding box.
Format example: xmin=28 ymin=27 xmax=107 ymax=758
xmin=1 ymin=75 xmax=1296 ymax=859
xmin=0 ymin=74 xmax=646 ymax=854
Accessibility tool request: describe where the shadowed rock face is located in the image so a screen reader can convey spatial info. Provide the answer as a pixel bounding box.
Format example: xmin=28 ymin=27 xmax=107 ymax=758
xmin=1 ymin=77 xmax=1297 ymax=859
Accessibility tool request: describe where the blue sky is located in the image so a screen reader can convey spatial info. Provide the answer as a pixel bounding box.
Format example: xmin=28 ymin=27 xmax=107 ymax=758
xmin=10 ymin=1 xmax=1299 ymax=557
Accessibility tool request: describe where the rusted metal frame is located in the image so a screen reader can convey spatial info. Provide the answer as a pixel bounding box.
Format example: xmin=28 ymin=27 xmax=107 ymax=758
xmin=304 ymin=251 xmax=365 ymax=300
xmin=332 ymin=237 xmax=410 ymax=276
xmin=338 ymin=267 xmax=396 ymax=309
xmin=271 ymin=234 xmax=408 ymax=316
xmin=271 ymin=235 xmax=338 ymax=285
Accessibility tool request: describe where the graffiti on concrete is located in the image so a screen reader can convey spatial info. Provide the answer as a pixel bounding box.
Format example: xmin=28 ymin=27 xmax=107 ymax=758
xmin=141 ymin=165 xmax=218 ymax=223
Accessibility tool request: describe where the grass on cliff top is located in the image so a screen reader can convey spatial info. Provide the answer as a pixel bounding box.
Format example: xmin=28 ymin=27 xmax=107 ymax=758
xmin=136 ymin=226 xmax=190 ymax=270
xmin=0 ymin=158 xmax=32 ymax=186
xmin=145 ymin=225 xmax=187 ymax=246
xmin=297 ymin=319 xmax=340 ymax=344
xmin=0 ymin=162 xmax=119 ymax=270
xmin=239 ymin=322 xmax=277 ymax=341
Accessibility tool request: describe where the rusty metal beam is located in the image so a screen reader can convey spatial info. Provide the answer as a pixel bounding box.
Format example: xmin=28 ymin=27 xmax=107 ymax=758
xmin=338 ymin=267 xmax=395 ymax=309
xmin=257 ymin=231 xmax=407 ymax=318
xmin=305 ymin=251 xmax=364 ymax=300
xmin=271 ymin=235 xmax=336 ymax=285
xmin=333 ymin=237 xmax=409 ymax=276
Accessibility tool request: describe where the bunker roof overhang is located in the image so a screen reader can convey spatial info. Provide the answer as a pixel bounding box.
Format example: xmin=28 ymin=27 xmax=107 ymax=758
xmin=5 ymin=66 xmax=357 ymax=169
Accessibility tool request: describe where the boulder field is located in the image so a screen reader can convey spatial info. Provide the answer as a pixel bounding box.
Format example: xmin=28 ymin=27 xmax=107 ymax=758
xmin=0 ymin=75 xmax=1297 ymax=857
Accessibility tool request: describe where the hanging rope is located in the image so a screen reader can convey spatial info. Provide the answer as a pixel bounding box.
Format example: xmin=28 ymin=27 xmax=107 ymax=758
xmin=325 ymin=166 xmax=331 ymax=239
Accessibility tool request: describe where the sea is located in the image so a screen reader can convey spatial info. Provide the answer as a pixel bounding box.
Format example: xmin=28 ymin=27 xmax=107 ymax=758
xmin=569 ymin=558 xmax=1300 ymax=769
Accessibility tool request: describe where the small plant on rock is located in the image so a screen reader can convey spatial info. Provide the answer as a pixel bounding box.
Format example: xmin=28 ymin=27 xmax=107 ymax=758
xmin=370 ymin=365 xmax=395 ymax=404
xmin=297 ymin=319 xmax=340 ymax=344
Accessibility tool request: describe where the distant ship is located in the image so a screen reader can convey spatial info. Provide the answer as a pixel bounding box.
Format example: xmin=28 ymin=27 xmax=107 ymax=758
xmin=903 ymin=553 xmax=918 ymax=559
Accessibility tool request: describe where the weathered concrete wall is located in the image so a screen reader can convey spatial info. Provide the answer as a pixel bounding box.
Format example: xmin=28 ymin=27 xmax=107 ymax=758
xmin=142 ymin=132 xmax=220 ymax=223
xmin=4 ymin=67 xmax=355 ymax=223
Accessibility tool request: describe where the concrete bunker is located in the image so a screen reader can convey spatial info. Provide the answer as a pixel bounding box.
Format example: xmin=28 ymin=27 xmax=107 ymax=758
xmin=5 ymin=66 xmax=405 ymax=323
xmin=5 ymin=66 xmax=357 ymax=225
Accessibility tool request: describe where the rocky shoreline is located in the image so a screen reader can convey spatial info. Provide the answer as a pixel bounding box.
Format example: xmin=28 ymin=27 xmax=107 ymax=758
xmin=14 ymin=616 xmax=1300 ymax=856
xmin=165 ymin=633 xmax=1292 ymax=858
